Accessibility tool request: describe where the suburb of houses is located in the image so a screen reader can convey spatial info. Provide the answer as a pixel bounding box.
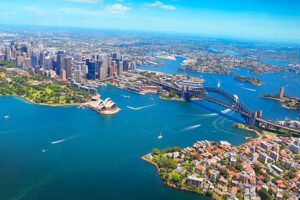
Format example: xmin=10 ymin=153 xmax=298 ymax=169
xmin=143 ymin=135 xmax=300 ymax=200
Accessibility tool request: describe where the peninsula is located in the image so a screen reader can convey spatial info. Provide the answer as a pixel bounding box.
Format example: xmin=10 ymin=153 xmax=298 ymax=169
xmin=261 ymin=87 xmax=300 ymax=110
xmin=0 ymin=63 xmax=120 ymax=115
xmin=143 ymin=136 xmax=300 ymax=200
xmin=0 ymin=64 xmax=91 ymax=105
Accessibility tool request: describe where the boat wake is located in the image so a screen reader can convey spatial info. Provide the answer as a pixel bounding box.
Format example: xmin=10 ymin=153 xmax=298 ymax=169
xmin=120 ymin=95 xmax=130 ymax=98
xmin=236 ymin=83 xmax=244 ymax=86
xmin=51 ymin=135 xmax=78 ymax=145
xmin=198 ymin=108 xmax=231 ymax=117
xmin=199 ymin=113 xmax=218 ymax=117
xmin=126 ymin=104 xmax=156 ymax=110
xmin=181 ymin=124 xmax=201 ymax=132
xmin=240 ymin=87 xmax=256 ymax=92
xmin=221 ymin=108 xmax=231 ymax=113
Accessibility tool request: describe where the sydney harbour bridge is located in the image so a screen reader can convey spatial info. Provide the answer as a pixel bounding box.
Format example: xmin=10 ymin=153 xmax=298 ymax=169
xmin=148 ymin=79 xmax=300 ymax=136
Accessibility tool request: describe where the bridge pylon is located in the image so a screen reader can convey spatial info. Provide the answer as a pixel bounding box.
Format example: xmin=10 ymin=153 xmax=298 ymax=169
xmin=247 ymin=110 xmax=262 ymax=127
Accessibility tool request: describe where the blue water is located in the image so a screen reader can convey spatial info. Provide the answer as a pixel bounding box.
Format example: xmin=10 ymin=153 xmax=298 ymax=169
xmin=0 ymin=57 xmax=299 ymax=199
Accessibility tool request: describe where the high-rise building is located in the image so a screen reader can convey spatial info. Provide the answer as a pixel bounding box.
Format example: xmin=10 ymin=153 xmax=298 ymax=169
xmin=112 ymin=53 xmax=120 ymax=61
xmin=123 ymin=60 xmax=129 ymax=71
xmin=44 ymin=56 xmax=53 ymax=71
xmin=74 ymin=70 xmax=81 ymax=83
xmin=64 ymin=56 xmax=72 ymax=80
xmin=95 ymin=61 xmax=101 ymax=80
xmin=279 ymin=87 xmax=284 ymax=99
xmin=99 ymin=59 xmax=108 ymax=80
xmin=39 ymin=52 xmax=46 ymax=67
xmin=108 ymin=66 xmax=115 ymax=78
xmin=118 ymin=61 xmax=123 ymax=75
xmin=56 ymin=51 xmax=65 ymax=75
xmin=87 ymin=61 xmax=96 ymax=80
xmin=60 ymin=69 xmax=67 ymax=81
xmin=4 ymin=46 xmax=11 ymax=61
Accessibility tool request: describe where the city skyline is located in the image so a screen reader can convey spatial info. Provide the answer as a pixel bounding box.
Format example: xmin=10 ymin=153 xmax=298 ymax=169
xmin=1 ymin=0 xmax=300 ymax=43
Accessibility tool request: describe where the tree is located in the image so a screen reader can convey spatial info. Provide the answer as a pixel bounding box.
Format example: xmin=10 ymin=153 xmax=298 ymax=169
xmin=258 ymin=188 xmax=273 ymax=200
xmin=158 ymin=156 xmax=177 ymax=170
xmin=169 ymin=90 xmax=178 ymax=98
xmin=151 ymin=148 xmax=161 ymax=155
xmin=168 ymin=172 xmax=182 ymax=184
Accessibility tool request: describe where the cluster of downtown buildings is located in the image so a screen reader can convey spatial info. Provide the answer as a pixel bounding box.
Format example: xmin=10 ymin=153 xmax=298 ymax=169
xmin=0 ymin=40 xmax=137 ymax=92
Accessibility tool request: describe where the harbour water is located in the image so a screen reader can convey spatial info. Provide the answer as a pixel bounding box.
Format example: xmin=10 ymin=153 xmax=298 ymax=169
xmin=0 ymin=57 xmax=299 ymax=199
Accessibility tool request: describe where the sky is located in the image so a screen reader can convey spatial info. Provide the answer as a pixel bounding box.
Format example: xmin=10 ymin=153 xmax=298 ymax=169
xmin=1 ymin=0 xmax=300 ymax=42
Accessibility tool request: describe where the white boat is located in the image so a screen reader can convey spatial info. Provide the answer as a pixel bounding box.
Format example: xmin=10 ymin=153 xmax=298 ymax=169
xmin=42 ymin=149 xmax=47 ymax=153
xmin=157 ymin=132 xmax=163 ymax=139
xmin=4 ymin=115 xmax=10 ymax=119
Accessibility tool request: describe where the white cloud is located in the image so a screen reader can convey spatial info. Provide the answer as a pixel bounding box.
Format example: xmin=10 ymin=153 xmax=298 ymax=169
xmin=64 ymin=0 xmax=101 ymax=4
xmin=105 ymin=3 xmax=131 ymax=14
xmin=23 ymin=6 xmax=45 ymax=16
xmin=148 ymin=1 xmax=176 ymax=10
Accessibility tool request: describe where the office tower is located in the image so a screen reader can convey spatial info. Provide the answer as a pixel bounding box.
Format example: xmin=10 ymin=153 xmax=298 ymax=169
xmin=44 ymin=56 xmax=53 ymax=70
xmin=31 ymin=50 xmax=39 ymax=68
xmin=118 ymin=61 xmax=123 ymax=75
xmin=131 ymin=62 xmax=136 ymax=71
xmin=17 ymin=55 xmax=24 ymax=67
xmin=112 ymin=53 xmax=120 ymax=61
xmin=26 ymin=45 xmax=31 ymax=59
xmin=64 ymin=56 xmax=72 ymax=80
xmin=24 ymin=58 xmax=32 ymax=70
xmin=108 ymin=66 xmax=115 ymax=78
xmin=112 ymin=60 xmax=118 ymax=75
xmin=123 ymin=60 xmax=129 ymax=72
xmin=60 ymin=69 xmax=67 ymax=81
xmin=4 ymin=46 xmax=11 ymax=61
xmin=74 ymin=70 xmax=81 ymax=83
xmin=87 ymin=61 xmax=96 ymax=80
xmin=56 ymin=51 xmax=65 ymax=75
xmin=99 ymin=58 xmax=108 ymax=80
xmin=39 ymin=52 xmax=46 ymax=67
xmin=279 ymin=87 xmax=284 ymax=99
xmin=95 ymin=61 xmax=101 ymax=79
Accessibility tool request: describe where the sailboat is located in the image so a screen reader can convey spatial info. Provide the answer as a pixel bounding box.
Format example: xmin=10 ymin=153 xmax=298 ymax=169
xmin=157 ymin=132 xmax=163 ymax=139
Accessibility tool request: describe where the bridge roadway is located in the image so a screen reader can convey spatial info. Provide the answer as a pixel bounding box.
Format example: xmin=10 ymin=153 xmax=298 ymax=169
xmin=148 ymin=79 xmax=300 ymax=135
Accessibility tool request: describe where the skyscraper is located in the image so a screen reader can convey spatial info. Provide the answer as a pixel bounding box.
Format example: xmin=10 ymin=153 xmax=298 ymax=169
xmin=100 ymin=58 xmax=109 ymax=80
xmin=56 ymin=51 xmax=65 ymax=75
xmin=60 ymin=69 xmax=67 ymax=81
xmin=64 ymin=56 xmax=72 ymax=80
xmin=74 ymin=70 xmax=81 ymax=83
xmin=112 ymin=53 xmax=120 ymax=61
xmin=118 ymin=61 xmax=123 ymax=75
xmin=87 ymin=61 xmax=96 ymax=80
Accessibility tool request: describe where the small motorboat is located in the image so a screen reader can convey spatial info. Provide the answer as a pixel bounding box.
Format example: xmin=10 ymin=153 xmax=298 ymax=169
xmin=157 ymin=132 xmax=163 ymax=140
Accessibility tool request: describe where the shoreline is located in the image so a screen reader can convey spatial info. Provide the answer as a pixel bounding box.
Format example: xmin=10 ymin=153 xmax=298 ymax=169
xmin=261 ymin=96 xmax=298 ymax=110
xmin=234 ymin=79 xmax=262 ymax=86
xmin=1 ymin=95 xmax=81 ymax=107
xmin=141 ymin=156 xmax=207 ymax=197
xmin=233 ymin=123 xmax=261 ymax=138
xmin=142 ymin=124 xmax=263 ymax=198
xmin=1 ymin=95 xmax=121 ymax=115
